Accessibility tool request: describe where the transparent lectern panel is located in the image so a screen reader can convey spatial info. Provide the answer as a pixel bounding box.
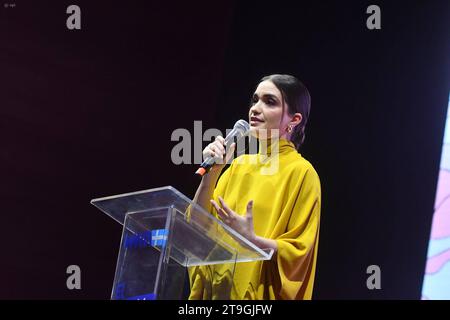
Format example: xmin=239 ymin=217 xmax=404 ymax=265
xmin=91 ymin=186 xmax=274 ymax=265
xmin=111 ymin=212 xmax=163 ymax=300
xmin=112 ymin=208 xmax=188 ymax=300
xmin=91 ymin=186 xmax=274 ymax=300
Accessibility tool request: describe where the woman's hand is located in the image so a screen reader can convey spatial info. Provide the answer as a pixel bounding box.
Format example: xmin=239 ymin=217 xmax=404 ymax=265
xmin=202 ymin=136 xmax=236 ymax=173
xmin=210 ymin=196 xmax=278 ymax=253
xmin=210 ymin=196 xmax=256 ymax=243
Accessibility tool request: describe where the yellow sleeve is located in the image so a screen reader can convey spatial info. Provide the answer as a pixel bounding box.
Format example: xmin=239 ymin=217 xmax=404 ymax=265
xmin=274 ymin=166 xmax=321 ymax=300
xmin=186 ymin=160 xmax=234 ymax=222
xmin=188 ymin=162 xmax=234 ymax=299
xmin=207 ymin=161 xmax=234 ymax=217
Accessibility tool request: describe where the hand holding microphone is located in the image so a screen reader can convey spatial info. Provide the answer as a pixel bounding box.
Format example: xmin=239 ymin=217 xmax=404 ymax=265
xmin=200 ymin=136 xmax=236 ymax=175
xmin=195 ymin=120 xmax=250 ymax=176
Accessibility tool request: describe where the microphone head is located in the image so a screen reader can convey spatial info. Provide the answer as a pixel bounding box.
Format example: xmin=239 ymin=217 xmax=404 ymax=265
xmin=233 ymin=119 xmax=250 ymax=136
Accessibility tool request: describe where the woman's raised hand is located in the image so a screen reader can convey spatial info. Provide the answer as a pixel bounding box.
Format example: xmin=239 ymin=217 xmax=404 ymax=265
xmin=210 ymin=197 xmax=256 ymax=243
xmin=202 ymin=136 xmax=236 ymax=173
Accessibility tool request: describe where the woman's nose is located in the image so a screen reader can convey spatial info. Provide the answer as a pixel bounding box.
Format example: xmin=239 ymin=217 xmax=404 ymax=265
xmin=250 ymin=102 xmax=262 ymax=114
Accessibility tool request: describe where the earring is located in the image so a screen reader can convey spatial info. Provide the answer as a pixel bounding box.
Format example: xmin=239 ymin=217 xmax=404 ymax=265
xmin=287 ymin=125 xmax=293 ymax=133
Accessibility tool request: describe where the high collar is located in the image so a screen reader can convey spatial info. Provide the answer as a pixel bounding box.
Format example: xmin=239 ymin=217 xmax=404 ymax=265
xmin=258 ymin=138 xmax=297 ymax=156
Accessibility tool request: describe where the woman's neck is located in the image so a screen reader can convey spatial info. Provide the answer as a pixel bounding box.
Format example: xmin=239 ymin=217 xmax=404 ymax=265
xmin=258 ymin=137 xmax=294 ymax=156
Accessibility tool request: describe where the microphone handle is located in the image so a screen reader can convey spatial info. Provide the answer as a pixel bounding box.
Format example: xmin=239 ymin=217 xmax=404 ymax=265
xmin=196 ymin=129 xmax=240 ymax=176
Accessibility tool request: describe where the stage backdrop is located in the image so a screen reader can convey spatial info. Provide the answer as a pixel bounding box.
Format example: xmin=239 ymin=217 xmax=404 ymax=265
xmin=0 ymin=0 xmax=448 ymax=299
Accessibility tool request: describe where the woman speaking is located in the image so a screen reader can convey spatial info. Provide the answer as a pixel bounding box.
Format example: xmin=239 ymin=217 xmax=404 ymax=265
xmin=189 ymin=74 xmax=321 ymax=300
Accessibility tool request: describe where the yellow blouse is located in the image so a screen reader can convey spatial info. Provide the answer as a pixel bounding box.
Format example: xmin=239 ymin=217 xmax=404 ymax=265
xmin=189 ymin=138 xmax=321 ymax=300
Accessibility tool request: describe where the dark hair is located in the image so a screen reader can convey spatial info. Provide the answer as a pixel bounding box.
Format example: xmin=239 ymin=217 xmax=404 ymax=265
xmin=260 ymin=74 xmax=311 ymax=150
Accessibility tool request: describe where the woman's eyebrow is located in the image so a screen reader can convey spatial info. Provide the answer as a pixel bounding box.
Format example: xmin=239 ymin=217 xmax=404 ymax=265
xmin=262 ymin=93 xmax=279 ymax=101
xmin=253 ymin=93 xmax=278 ymax=100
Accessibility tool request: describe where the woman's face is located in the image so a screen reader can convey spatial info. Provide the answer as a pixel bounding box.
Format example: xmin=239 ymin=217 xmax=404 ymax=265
xmin=248 ymin=80 xmax=293 ymax=139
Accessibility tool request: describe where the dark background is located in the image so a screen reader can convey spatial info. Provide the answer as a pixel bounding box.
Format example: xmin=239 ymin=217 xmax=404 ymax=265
xmin=0 ymin=0 xmax=448 ymax=299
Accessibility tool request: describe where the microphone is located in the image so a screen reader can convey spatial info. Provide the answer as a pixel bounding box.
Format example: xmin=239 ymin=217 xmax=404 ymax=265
xmin=195 ymin=119 xmax=250 ymax=176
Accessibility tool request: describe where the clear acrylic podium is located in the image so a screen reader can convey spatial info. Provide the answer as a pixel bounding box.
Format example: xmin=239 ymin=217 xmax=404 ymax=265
xmin=91 ymin=186 xmax=273 ymax=300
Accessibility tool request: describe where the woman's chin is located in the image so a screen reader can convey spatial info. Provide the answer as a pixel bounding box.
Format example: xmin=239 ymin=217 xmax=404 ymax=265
xmin=249 ymin=127 xmax=262 ymax=139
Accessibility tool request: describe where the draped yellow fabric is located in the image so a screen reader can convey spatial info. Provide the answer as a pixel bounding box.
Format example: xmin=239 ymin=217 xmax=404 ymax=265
xmin=189 ymin=138 xmax=321 ymax=300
